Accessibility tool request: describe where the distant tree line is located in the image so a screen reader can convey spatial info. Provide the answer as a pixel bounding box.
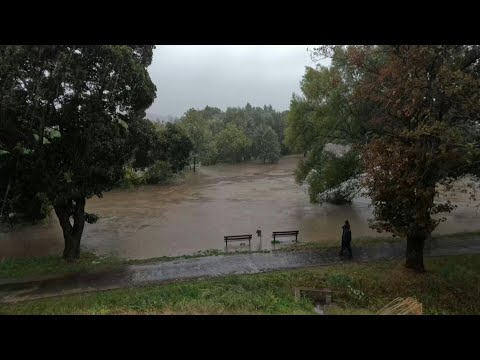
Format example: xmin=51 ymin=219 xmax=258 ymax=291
xmin=177 ymin=103 xmax=289 ymax=170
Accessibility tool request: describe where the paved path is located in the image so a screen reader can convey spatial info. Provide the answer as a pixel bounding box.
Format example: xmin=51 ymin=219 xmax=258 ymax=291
xmin=1 ymin=237 xmax=479 ymax=303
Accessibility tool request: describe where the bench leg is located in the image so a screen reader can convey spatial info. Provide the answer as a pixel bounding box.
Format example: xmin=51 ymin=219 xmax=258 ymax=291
xmin=296 ymin=234 xmax=298 ymax=243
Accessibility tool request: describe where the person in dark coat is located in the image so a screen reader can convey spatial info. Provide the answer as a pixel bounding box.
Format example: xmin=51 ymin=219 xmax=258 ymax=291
xmin=339 ymin=220 xmax=352 ymax=259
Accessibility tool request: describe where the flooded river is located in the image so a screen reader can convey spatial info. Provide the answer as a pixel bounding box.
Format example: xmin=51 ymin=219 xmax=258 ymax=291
xmin=1 ymin=155 xmax=479 ymax=259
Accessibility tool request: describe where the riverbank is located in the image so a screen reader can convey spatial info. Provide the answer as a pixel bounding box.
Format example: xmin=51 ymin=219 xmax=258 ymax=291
xmin=0 ymin=231 xmax=479 ymax=307
xmin=2 ymin=231 xmax=479 ymax=282
xmin=1 ymin=254 xmax=479 ymax=314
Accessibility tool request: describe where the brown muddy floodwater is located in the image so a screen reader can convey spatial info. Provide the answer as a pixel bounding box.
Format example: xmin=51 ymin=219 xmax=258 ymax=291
xmin=1 ymin=155 xmax=480 ymax=260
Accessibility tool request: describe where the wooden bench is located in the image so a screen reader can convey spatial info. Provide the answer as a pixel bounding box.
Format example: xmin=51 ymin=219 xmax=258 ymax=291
xmin=272 ymin=230 xmax=299 ymax=243
xmin=224 ymin=234 xmax=252 ymax=246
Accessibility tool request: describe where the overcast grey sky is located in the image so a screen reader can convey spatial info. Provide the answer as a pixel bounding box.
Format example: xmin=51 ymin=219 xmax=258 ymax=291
xmin=147 ymin=45 xmax=328 ymax=118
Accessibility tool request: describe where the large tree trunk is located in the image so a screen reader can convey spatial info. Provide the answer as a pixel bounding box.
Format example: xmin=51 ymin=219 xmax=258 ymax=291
xmin=425 ymin=232 xmax=433 ymax=251
xmin=405 ymin=232 xmax=426 ymax=273
xmin=406 ymin=184 xmax=435 ymax=273
xmin=0 ymin=180 xmax=11 ymax=218
xmin=54 ymin=198 xmax=86 ymax=262
xmin=193 ymin=155 xmax=196 ymax=172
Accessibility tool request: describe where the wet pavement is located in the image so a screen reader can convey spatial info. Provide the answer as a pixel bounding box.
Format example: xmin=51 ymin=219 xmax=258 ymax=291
xmin=1 ymin=236 xmax=479 ymax=304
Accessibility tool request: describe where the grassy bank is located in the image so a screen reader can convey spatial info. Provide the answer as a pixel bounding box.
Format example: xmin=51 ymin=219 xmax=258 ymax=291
xmin=1 ymin=254 xmax=479 ymax=315
xmin=1 ymin=230 xmax=479 ymax=281
xmin=0 ymin=252 xmax=124 ymax=281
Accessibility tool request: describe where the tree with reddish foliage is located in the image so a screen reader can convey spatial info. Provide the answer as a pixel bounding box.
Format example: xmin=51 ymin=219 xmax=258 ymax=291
xmin=311 ymin=45 xmax=480 ymax=272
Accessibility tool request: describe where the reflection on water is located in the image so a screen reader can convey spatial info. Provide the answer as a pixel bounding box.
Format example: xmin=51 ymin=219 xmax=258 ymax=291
xmin=1 ymin=155 xmax=479 ymax=259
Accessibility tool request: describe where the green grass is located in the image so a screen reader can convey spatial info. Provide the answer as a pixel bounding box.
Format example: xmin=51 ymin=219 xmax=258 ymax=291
xmin=0 ymin=252 xmax=124 ymax=280
xmin=1 ymin=254 xmax=480 ymax=315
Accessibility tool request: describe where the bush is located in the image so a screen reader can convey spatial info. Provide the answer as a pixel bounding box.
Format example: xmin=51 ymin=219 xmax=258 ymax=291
xmin=123 ymin=167 xmax=145 ymax=187
xmin=145 ymin=161 xmax=173 ymax=184
xmin=2 ymin=191 xmax=52 ymax=225
xmin=264 ymin=150 xmax=280 ymax=164
xmin=296 ymin=147 xmax=361 ymax=205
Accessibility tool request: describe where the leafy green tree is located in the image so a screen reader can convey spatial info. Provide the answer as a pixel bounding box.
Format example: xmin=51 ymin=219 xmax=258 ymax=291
xmin=224 ymin=107 xmax=251 ymax=133
xmin=276 ymin=111 xmax=290 ymax=155
xmin=285 ymin=52 xmax=368 ymax=204
xmin=252 ymin=125 xmax=281 ymax=163
xmin=285 ymin=95 xmax=318 ymax=155
xmin=123 ymin=120 xmax=192 ymax=185
xmin=178 ymin=109 xmax=215 ymax=171
xmin=175 ymin=104 xmax=289 ymax=165
xmin=215 ymin=124 xmax=250 ymax=163
xmin=160 ymin=122 xmax=193 ymax=173
xmin=198 ymin=140 xmax=218 ymax=166
xmin=0 ymin=45 xmax=156 ymax=261
xmin=128 ymin=117 xmax=163 ymax=171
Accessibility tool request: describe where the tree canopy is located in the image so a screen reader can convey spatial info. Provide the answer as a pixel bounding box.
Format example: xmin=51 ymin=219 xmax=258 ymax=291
xmin=252 ymin=124 xmax=281 ymax=163
xmin=285 ymin=48 xmax=368 ymax=204
xmin=215 ymin=124 xmax=250 ymax=163
xmin=177 ymin=103 xmax=289 ymax=168
xmin=178 ymin=108 xmax=214 ymax=171
xmin=288 ymin=45 xmax=480 ymax=272
xmin=0 ymin=45 xmax=157 ymax=260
